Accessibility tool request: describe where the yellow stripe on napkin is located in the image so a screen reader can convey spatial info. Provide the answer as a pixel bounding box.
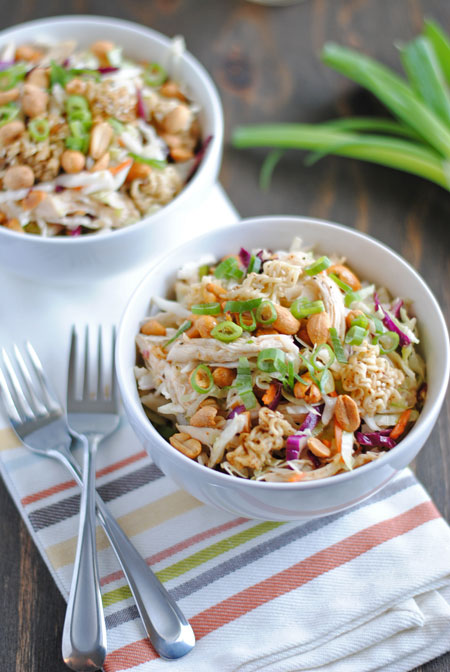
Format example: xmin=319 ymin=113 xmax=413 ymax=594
xmin=0 ymin=427 xmax=21 ymax=451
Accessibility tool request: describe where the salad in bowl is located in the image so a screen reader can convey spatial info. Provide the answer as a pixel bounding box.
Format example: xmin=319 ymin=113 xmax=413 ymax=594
xmin=0 ymin=35 xmax=204 ymax=236
xmin=135 ymin=238 xmax=426 ymax=483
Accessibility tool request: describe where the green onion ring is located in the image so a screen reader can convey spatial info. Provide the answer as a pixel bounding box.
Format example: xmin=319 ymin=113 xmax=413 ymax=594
xmin=255 ymin=300 xmax=277 ymax=325
xmin=0 ymin=103 xmax=19 ymax=127
xmin=190 ymin=364 xmax=214 ymax=394
xmin=28 ymin=118 xmax=50 ymax=142
xmin=239 ymin=311 xmax=257 ymax=331
xmin=290 ymin=298 xmax=324 ymax=319
xmin=311 ymin=343 xmax=336 ymax=370
xmin=144 ymin=63 xmax=167 ymax=87
xmin=345 ymin=325 xmax=368 ymax=346
xmin=373 ymin=330 xmax=400 ymax=354
xmin=191 ymin=303 xmax=221 ymax=315
xmin=211 ymin=321 xmax=243 ymax=342
xmin=304 ymin=255 xmax=332 ymax=275
xmin=224 ymin=298 xmax=262 ymax=313
xmin=329 ymin=327 xmax=347 ymax=363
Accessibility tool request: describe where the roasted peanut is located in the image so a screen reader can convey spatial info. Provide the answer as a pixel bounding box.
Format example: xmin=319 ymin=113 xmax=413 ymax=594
xmin=61 ymin=150 xmax=86 ymax=174
xmin=125 ymin=161 xmax=152 ymax=183
xmin=185 ymin=322 xmax=200 ymax=338
xmin=255 ymin=328 xmax=278 ymax=336
xmin=22 ymin=84 xmax=48 ymax=118
xmin=65 ymin=78 xmax=87 ymax=95
xmin=161 ymin=104 xmax=191 ymax=134
xmin=3 ymin=165 xmax=34 ymax=190
xmin=327 ymin=264 xmax=361 ymax=291
xmin=170 ymin=146 xmax=194 ymax=162
xmin=26 ymin=68 xmax=49 ymax=89
xmin=190 ymin=405 xmax=218 ymax=428
xmin=169 ymin=432 xmax=202 ymax=459
xmin=272 ymin=304 xmax=301 ymax=335
xmin=89 ymin=122 xmax=113 ymax=160
xmin=307 ymin=437 xmax=331 ymax=458
xmin=21 ymin=190 xmax=46 ymax=211
xmin=0 ymin=120 xmax=25 ymax=144
xmin=4 ymin=217 xmax=23 ymax=233
xmin=212 ymin=367 xmax=236 ymax=388
xmin=160 ymin=80 xmax=188 ymax=101
xmin=196 ymin=315 xmax=217 ymax=338
xmin=15 ymin=45 xmax=43 ymax=62
xmin=294 ymin=373 xmax=322 ymax=404
xmin=90 ymin=40 xmax=115 ymax=66
xmin=307 ymin=311 xmax=331 ymax=345
xmin=205 ymin=282 xmax=227 ymax=298
xmin=90 ymin=152 xmax=110 ymax=172
xmin=345 ymin=310 xmax=363 ymax=329
xmin=335 ymin=394 xmax=360 ymax=432
xmin=161 ymin=132 xmax=182 ymax=149
xmin=198 ymin=397 xmax=219 ymax=409
xmin=0 ymin=88 xmax=19 ymax=105
xmin=140 ymin=319 xmax=166 ymax=336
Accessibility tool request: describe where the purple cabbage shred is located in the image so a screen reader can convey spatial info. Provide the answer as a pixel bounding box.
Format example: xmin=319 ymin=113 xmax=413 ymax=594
xmin=239 ymin=247 xmax=251 ymax=268
xmin=227 ymin=404 xmax=246 ymax=419
xmin=355 ymin=431 xmax=396 ymax=449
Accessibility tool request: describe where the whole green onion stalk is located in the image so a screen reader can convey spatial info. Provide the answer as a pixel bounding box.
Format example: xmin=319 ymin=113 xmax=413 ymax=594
xmin=231 ymin=19 xmax=450 ymax=192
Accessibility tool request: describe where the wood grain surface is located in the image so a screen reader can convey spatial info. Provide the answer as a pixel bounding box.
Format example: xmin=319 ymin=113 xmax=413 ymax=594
xmin=0 ymin=1 xmax=449 ymax=670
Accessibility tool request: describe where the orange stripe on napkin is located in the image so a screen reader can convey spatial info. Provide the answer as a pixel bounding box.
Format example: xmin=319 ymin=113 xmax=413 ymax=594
xmin=21 ymin=450 xmax=147 ymax=506
xmin=104 ymin=499 xmax=440 ymax=671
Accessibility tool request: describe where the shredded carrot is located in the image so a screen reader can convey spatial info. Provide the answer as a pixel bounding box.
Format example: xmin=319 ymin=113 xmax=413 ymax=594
xmin=389 ymin=409 xmax=412 ymax=440
xmin=109 ymin=158 xmax=132 ymax=175
xmin=288 ymin=473 xmax=304 ymax=482
xmin=262 ymin=383 xmax=278 ymax=406
xmin=328 ymin=391 xmax=338 ymax=397
xmin=322 ymin=439 xmax=331 ymax=448
xmin=334 ymin=419 xmax=343 ymax=453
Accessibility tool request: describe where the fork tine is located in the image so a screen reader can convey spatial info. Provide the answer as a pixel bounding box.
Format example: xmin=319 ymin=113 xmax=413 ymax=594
xmin=83 ymin=326 xmax=90 ymax=400
xmin=67 ymin=326 xmax=78 ymax=403
xmin=97 ymin=325 xmax=103 ymax=400
xmin=110 ymin=325 xmax=117 ymax=403
xmin=25 ymin=342 xmax=60 ymax=411
xmin=0 ymin=364 xmax=22 ymax=424
xmin=1 ymin=348 xmax=34 ymax=421
xmin=13 ymin=345 xmax=48 ymax=416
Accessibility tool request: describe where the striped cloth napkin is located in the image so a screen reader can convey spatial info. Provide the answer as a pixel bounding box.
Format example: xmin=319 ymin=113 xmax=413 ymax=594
xmin=1 ymin=417 xmax=450 ymax=672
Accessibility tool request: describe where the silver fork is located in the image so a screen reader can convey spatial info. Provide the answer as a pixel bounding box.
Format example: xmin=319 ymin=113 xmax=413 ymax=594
xmin=62 ymin=327 xmax=113 ymax=671
xmin=0 ymin=342 xmax=195 ymax=661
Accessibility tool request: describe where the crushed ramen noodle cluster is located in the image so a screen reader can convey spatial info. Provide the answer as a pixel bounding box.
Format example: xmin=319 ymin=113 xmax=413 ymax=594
xmin=135 ymin=240 xmax=426 ymax=482
xmin=0 ymin=37 xmax=206 ymax=236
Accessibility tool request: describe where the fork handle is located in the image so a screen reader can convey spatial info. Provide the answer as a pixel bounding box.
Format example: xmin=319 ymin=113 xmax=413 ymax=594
xmin=56 ymin=447 xmax=195 ymax=660
xmin=62 ymin=436 xmax=107 ymax=671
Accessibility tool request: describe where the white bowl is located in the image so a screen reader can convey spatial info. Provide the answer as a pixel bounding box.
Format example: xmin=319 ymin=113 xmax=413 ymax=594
xmin=0 ymin=15 xmax=223 ymax=283
xmin=116 ymin=216 xmax=449 ymax=521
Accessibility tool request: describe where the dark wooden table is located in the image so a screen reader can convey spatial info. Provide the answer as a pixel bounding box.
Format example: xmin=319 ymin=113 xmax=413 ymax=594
xmin=0 ymin=1 xmax=449 ymax=670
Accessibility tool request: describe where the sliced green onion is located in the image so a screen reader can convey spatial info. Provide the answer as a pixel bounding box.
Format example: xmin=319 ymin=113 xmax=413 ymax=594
xmin=329 ymin=272 xmax=352 ymax=293
xmin=255 ymin=300 xmax=277 ymax=325
xmin=165 ymin=320 xmax=192 ymax=347
xmin=344 ymin=291 xmax=362 ymax=307
xmin=108 ymin=117 xmax=124 ymax=134
xmin=286 ymin=359 xmax=295 ymax=389
xmin=299 ymin=354 xmax=321 ymax=388
xmin=0 ymin=64 xmax=27 ymax=91
xmin=198 ymin=264 xmax=209 ymax=279
xmin=225 ymin=298 xmax=262 ymax=313
xmin=368 ymin=313 xmax=384 ymax=334
xmin=28 ymin=118 xmax=50 ymax=142
xmin=128 ymin=152 xmax=167 ymax=169
xmin=350 ymin=314 xmax=369 ymax=330
xmin=239 ymin=311 xmax=257 ymax=332
xmin=211 ymin=321 xmax=243 ymax=342
xmin=257 ymin=348 xmax=287 ymax=375
xmin=190 ymin=364 xmax=214 ymax=394
xmin=0 ymin=103 xmax=19 ymax=127
xmin=65 ymin=95 xmax=89 ymax=117
xmin=233 ymin=356 xmax=257 ymax=409
xmin=304 ymin=255 xmax=331 ymax=275
xmin=191 ymin=303 xmax=221 ymax=315
xmin=328 ymin=274 xmax=361 ymax=306
xmin=214 ymin=257 xmax=244 ymax=282
xmin=290 ymin=298 xmax=324 ymax=319
xmin=144 ymin=63 xmax=167 ymax=87
xmin=345 ymin=325 xmax=368 ymax=346
xmin=318 ymin=368 xmax=335 ymax=395
xmin=329 ymin=327 xmax=347 ymax=363
xmin=65 ymin=120 xmax=90 ymax=153
xmin=247 ymin=254 xmax=262 ymax=274
xmin=311 ymin=343 xmax=335 ymax=371
xmin=373 ymin=330 xmax=400 ymax=354
xmin=69 ymin=108 xmax=92 ymax=126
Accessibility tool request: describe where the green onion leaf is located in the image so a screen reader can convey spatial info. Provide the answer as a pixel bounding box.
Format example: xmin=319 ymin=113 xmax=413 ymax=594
xmin=260 ymin=148 xmax=284 ymax=190
xmin=373 ymin=330 xmax=400 ymax=354
xmin=329 ymin=327 xmax=347 ymax=363
xmin=350 ymin=314 xmax=370 ymax=330
xmin=239 ymin=311 xmax=257 ymax=331
xmin=198 ymin=264 xmax=210 ymax=279
xmin=424 ymin=19 xmax=450 ymax=84
xmin=128 ymin=152 xmax=167 ymax=169
xmin=165 ymin=320 xmax=192 ymax=347
xmin=0 ymin=64 xmax=27 ymax=91
xmin=108 ymin=118 xmax=124 ymax=134
xmin=311 ymin=343 xmax=335 ymax=371
xmin=214 ymin=257 xmax=244 ymax=282
xmin=290 ymin=299 xmax=324 ymax=319
xmin=400 ymin=36 xmax=450 ymax=126
xmin=211 ymin=321 xmax=243 ymax=342
xmin=190 ymin=364 xmax=214 ymax=394
xmin=144 ymin=63 xmax=167 ymax=87
xmin=247 ymin=254 xmax=262 ymax=274
xmin=304 ymin=255 xmax=332 ymax=275
xmin=233 ymin=356 xmax=257 ymax=409
xmin=257 ymin=348 xmax=287 ymax=375
xmin=191 ymin=303 xmax=221 ymax=315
